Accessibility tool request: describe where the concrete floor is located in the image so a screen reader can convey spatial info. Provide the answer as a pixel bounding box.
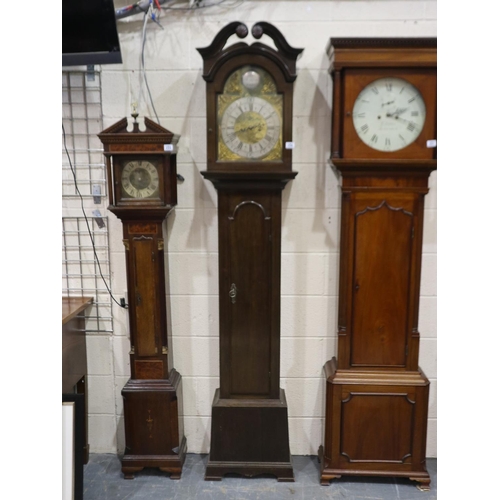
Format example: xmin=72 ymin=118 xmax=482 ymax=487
xmin=84 ymin=454 xmax=437 ymax=499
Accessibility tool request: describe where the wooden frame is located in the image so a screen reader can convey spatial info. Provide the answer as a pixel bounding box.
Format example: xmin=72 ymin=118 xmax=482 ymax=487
xmin=111 ymin=154 xmax=165 ymax=206
xmin=342 ymin=68 xmax=437 ymax=159
xmin=328 ymin=37 xmax=437 ymax=162
xmin=62 ymin=394 xmax=85 ymax=500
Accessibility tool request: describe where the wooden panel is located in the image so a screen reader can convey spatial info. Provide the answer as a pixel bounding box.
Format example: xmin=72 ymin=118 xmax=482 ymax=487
xmin=62 ymin=313 xmax=87 ymax=393
xmin=210 ymin=390 xmax=291 ymax=463
xmin=227 ymin=196 xmax=272 ymax=397
xmin=128 ymin=223 xmax=158 ymax=234
xmin=123 ymin=388 xmax=178 ymax=455
xmin=135 ymin=360 xmax=164 ymax=380
xmin=340 ymin=390 xmax=415 ymax=463
xmin=133 ymin=237 xmax=158 ymax=357
xmin=351 ymin=197 xmax=413 ymax=367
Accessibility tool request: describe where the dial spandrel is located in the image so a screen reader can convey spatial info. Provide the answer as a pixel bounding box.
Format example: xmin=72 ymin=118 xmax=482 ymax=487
xmin=352 ymin=77 xmax=426 ymax=152
xmin=218 ymin=66 xmax=283 ymax=161
xmin=121 ymin=160 xmax=160 ymax=199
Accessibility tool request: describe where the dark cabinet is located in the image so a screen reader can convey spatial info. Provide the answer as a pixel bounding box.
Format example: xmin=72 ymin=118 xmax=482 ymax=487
xmin=197 ymin=22 xmax=303 ymax=481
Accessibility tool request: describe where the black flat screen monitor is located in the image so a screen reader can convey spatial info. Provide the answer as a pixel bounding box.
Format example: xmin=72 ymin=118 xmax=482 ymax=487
xmin=62 ymin=0 xmax=122 ymax=66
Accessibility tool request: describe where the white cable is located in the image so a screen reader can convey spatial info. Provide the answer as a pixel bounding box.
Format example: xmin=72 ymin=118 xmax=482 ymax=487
xmin=137 ymin=3 xmax=151 ymax=117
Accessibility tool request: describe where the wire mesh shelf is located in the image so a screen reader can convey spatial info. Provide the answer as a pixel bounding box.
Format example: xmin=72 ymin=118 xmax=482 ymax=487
xmin=62 ymin=69 xmax=114 ymax=336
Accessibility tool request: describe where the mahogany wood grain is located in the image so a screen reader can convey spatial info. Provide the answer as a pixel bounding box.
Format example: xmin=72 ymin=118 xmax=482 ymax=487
xmin=320 ymin=38 xmax=436 ymax=488
xmin=99 ymin=117 xmax=186 ymax=479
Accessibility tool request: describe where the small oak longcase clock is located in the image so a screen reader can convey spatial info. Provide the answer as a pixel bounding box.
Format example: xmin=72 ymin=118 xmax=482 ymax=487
xmin=197 ymin=21 xmax=303 ymax=482
xmin=98 ymin=115 xmax=186 ymax=479
xmin=319 ymin=38 xmax=437 ymax=490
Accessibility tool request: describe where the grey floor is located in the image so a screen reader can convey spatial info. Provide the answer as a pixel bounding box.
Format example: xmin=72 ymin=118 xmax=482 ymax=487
xmin=84 ymin=454 xmax=437 ymax=499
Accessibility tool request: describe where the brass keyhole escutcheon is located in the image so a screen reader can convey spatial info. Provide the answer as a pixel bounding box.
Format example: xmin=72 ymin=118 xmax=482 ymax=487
xmin=229 ymin=283 xmax=237 ymax=304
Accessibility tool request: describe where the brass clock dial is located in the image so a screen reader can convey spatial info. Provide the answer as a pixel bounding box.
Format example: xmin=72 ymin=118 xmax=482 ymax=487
xmin=121 ymin=160 xmax=159 ymax=199
xmin=352 ymin=77 xmax=426 ymax=152
xmin=220 ymin=96 xmax=281 ymax=159
xmin=217 ymin=66 xmax=283 ymax=162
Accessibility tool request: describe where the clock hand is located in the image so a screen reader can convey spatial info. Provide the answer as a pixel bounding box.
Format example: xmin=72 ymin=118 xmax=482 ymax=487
xmin=238 ymin=124 xmax=263 ymax=133
xmin=381 ymin=100 xmax=395 ymax=107
xmin=385 ymin=113 xmax=411 ymax=123
xmin=387 ymin=107 xmax=409 ymax=117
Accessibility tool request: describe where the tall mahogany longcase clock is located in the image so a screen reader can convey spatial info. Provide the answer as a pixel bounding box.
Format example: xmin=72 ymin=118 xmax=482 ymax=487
xmin=319 ymin=38 xmax=437 ymax=490
xmin=98 ymin=115 xmax=186 ymax=479
xmin=197 ymin=22 xmax=303 ymax=482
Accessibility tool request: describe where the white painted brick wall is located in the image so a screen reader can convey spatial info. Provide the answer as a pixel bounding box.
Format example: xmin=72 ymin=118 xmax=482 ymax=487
xmin=88 ymin=0 xmax=437 ymax=458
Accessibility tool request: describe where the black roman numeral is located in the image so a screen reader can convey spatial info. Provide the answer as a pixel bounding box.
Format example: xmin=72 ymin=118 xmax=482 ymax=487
xmin=407 ymin=122 xmax=416 ymax=132
xmin=360 ymin=124 xmax=369 ymax=134
xmin=371 ymin=134 xmax=378 ymax=143
xmin=371 ymin=87 xmax=379 ymax=94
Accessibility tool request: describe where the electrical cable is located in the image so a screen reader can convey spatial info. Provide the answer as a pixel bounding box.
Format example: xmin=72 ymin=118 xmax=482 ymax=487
xmin=116 ymin=0 xmax=242 ymax=20
xmin=161 ymin=0 xmax=236 ymax=10
xmin=62 ymin=123 xmax=128 ymax=309
xmin=139 ymin=2 xmax=161 ymax=123
xmin=129 ymin=0 xmax=243 ymax=122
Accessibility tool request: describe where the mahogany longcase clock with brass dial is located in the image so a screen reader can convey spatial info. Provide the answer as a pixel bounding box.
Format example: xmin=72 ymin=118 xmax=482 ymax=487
xmin=197 ymin=21 xmax=303 ymax=482
xmin=319 ymin=38 xmax=437 ymax=490
xmin=98 ymin=115 xmax=186 ymax=480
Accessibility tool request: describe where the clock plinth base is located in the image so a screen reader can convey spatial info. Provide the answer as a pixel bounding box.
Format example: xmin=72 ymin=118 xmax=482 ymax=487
xmin=205 ymin=389 xmax=294 ymax=482
xmin=320 ymin=358 xmax=431 ymax=489
xmin=121 ymin=438 xmax=186 ymax=480
xmin=121 ymin=371 xmax=186 ymax=479
xmin=318 ymin=445 xmax=431 ymax=489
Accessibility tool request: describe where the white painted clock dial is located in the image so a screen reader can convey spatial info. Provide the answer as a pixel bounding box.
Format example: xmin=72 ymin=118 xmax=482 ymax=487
xmin=352 ymin=77 xmax=426 ymax=152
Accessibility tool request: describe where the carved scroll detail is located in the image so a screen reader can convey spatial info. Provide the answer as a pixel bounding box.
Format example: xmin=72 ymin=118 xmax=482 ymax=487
xmin=355 ymin=199 xmax=413 ymax=218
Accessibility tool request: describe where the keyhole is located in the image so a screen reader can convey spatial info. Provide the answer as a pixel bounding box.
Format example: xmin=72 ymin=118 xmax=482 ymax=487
xmin=229 ymin=283 xmax=237 ymax=304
